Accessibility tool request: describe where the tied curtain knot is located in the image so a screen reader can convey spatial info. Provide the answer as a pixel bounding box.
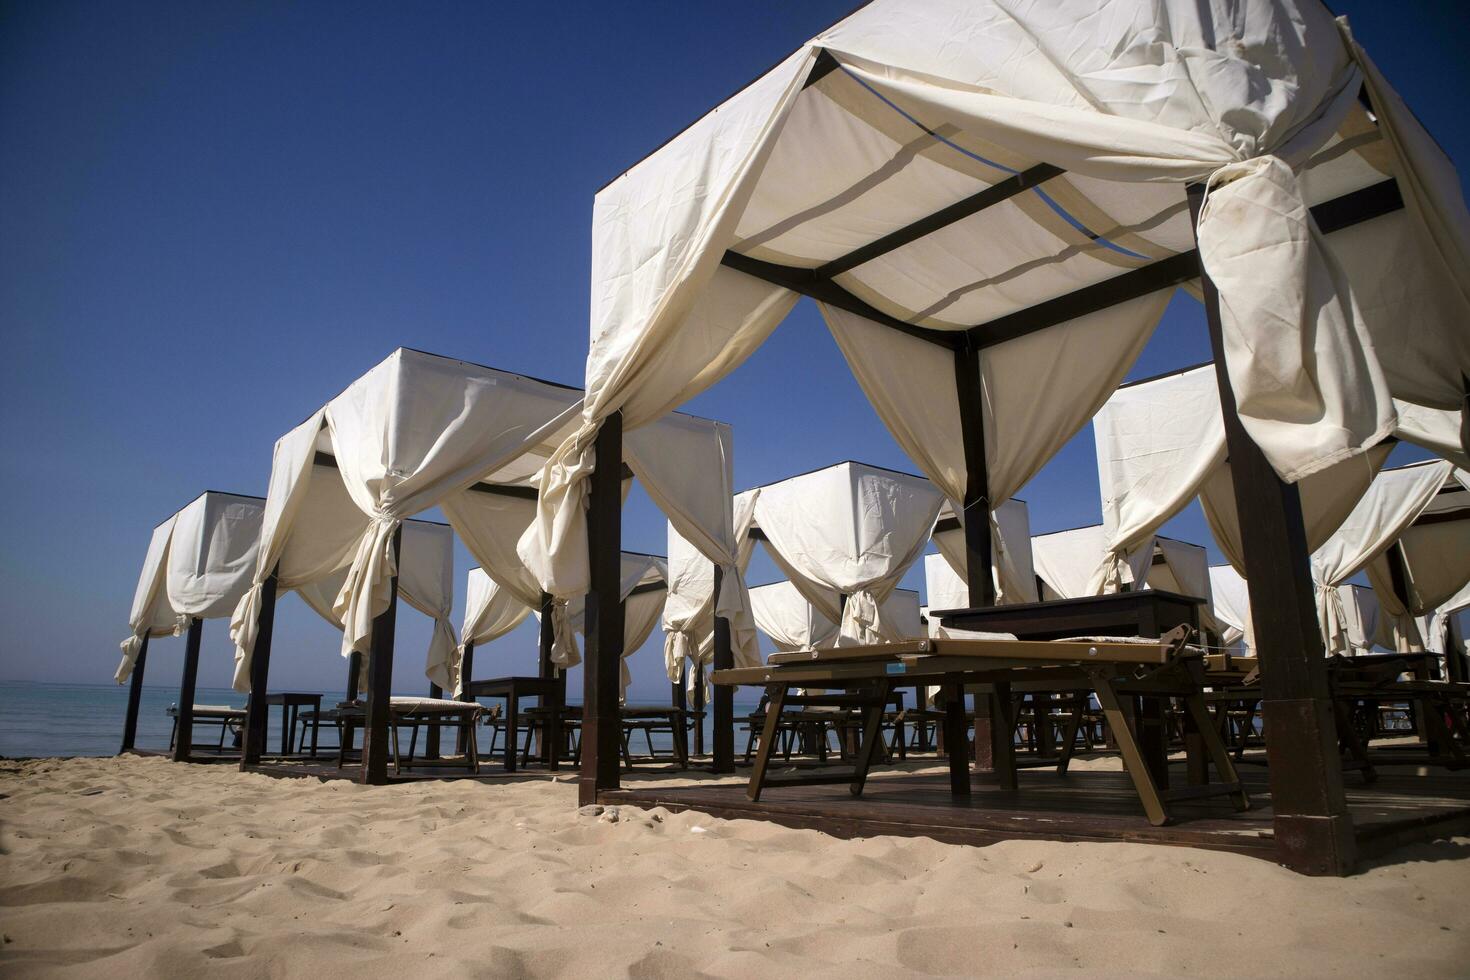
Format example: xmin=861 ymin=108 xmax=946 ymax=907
xmin=1315 ymin=581 xmax=1350 ymax=657
xmin=333 ymin=516 xmax=402 ymax=660
xmin=838 ymin=589 xmax=885 ymax=646
xmin=228 ymin=582 xmax=265 ymax=693
xmin=664 ymin=628 xmax=694 ymax=683
xmin=550 ymin=599 xmax=581 ymax=669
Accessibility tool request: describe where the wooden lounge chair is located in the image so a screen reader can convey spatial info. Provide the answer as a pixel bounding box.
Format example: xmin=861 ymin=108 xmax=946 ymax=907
xmin=336 ymin=698 xmax=483 ymax=775
xmin=713 ymin=626 xmax=1249 ymax=827
xmin=167 ymin=703 xmax=244 ymax=754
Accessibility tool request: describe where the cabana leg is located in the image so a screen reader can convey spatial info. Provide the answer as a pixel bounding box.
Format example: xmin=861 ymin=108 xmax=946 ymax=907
xmin=241 ymin=571 xmax=279 ymax=769
xmin=954 ymin=336 xmax=997 ymax=779
xmin=1190 ymin=185 xmax=1355 ymax=876
xmin=119 ymin=634 xmax=150 ymax=754
xmin=581 ymin=412 xmax=626 ymax=805
xmin=539 ymin=592 xmax=560 ymax=769
xmin=360 ymin=526 xmax=402 ymax=786
xmin=457 ymin=640 xmax=475 ymax=755
xmin=426 ymin=682 xmax=443 ymax=759
xmin=712 ymin=565 xmax=735 ymax=774
xmin=172 ymin=617 xmax=203 ymax=763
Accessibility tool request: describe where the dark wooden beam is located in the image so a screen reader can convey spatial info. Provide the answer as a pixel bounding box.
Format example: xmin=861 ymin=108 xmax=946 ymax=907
xmin=1411 ymin=507 xmax=1470 ymax=529
xmin=720 ymin=250 xmax=962 ymax=351
xmin=346 ymin=651 xmax=362 ymax=701
xmin=172 ymin=617 xmax=203 ymax=763
xmin=119 ymin=634 xmax=149 ymax=754
xmin=538 ymin=591 xmax=561 ymax=770
xmin=816 ymin=164 xmax=1063 ymax=280
xmin=1189 ymin=183 xmax=1355 ymax=876
xmin=317 ymin=450 xmax=633 ymax=501
xmin=360 ymin=525 xmax=402 ymax=786
xmin=582 ymin=412 xmax=626 ymax=805
xmin=803 ymin=48 xmax=842 ymax=89
xmin=455 ymin=639 xmax=475 ymax=755
xmin=952 ymin=337 xmax=996 ymax=608
xmin=240 ymin=569 xmax=279 ymax=770
xmin=971 ymin=178 xmax=1404 ymax=349
xmin=711 ymin=564 xmax=735 ymax=774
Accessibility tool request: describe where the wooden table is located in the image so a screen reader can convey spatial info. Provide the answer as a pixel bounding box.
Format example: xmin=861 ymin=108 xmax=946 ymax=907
xmin=933 ymin=590 xmax=1205 ymax=782
xmin=264 ymin=692 xmax=323 ymax=757
xmin=716 ymin=630 xmax=1250 ymax=827
xmin=462 ymin=676 xmax=564 ymax=772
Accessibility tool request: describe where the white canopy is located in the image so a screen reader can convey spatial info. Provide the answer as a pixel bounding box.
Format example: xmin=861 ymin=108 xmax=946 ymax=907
xmin=117 ymin=492 xmax=264 ymax=683
xmin=748 ymin=461 xmax=942 ymax=644
xmin=523 ymin=0 xmax=1470 ymax=598
xmin=460 ymin=568 xmax=534 ymax=655
xmin=749 ymin=581 xmax=922 ymax=652
xmin=1311 ymin=461 xmax=1464 ymax=656
xmin=1031 ymin=525 xmax=1215 ymax=629
xmin=231 ymin=348 xmax=735 ymax=694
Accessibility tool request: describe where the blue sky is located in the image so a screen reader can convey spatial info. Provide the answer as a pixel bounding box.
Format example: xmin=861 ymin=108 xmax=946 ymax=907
xmin=1 ymin=1 xmax=1464 ymax=701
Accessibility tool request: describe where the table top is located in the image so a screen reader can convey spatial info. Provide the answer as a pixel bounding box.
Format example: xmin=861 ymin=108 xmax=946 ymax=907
xmin=929 ymin=589 xmax=1204 ymax=619
xmin=264 ymin=692 xmax=323 ymax=705
xmin=461 ymin=675 xmax=564 ymax=698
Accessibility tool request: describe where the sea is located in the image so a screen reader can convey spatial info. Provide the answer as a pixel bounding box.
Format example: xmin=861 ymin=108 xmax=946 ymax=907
xmin=0 ymin=680 xmax=761 ymax=759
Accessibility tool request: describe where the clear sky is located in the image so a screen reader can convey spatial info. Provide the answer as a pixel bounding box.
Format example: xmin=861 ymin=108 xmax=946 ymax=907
xmin=1 ymin=1 xmax=1464 ymax=701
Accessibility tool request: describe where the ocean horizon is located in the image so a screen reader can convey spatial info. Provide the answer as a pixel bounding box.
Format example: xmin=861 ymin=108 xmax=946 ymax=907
xmin=0 ymin=680 xmax=760 ymax=759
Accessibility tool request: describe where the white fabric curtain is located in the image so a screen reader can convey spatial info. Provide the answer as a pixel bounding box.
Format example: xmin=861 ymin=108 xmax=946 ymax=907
xmin=751 ymin=581 xmax=923 ymax=652
xmin=1209 ymin=564 xmax=1253 ymax=652
xmin=1365 ymin=477 xmax=1470 ymax=652
xmin=461 ymin=569 xmax=534 ymax=649
xmin=751 ymin=462 xmax=941 ymax=644
xmin=924 ymin=552 xmax=970 ymax=616
xmin=1311 ymin=461 xmax=1455 ymax=655
xmin=624 ymin=416 xmax=758 ymax=668
xmin=661 ymin=489 xmax=760 ymax=684
xmin=1393 ymin=401 xmax=1470 ymax=471
xmin=930 ymin=499 xmax=1037 ymax=605
xmin=1033 ymin=526 xmax=1131 ymax=601
xmin=619 ymin=588 xmax=669 ymax=700
xmin=554 ymin=553 xmax=667 ymax=697
xmin=116 ymin=517 xmax=187 ymax=683
xmin=393 ymin=521 xmax=459 ymax=692
xmin=1339 ymin=585 xmax=1381 ymax=656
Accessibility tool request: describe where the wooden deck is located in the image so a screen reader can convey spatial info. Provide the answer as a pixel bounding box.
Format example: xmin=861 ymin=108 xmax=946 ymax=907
xmin=601 ymin=756 xmax=1470 ymax=867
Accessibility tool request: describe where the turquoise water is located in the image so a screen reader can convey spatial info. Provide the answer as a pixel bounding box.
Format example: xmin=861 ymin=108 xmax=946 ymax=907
xmin=0 ymin=681 xmax=760 ymax=759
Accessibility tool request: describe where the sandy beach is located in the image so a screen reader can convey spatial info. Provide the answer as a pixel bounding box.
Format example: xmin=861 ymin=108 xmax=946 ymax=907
xmin=1 ymin=755 xmax=1466 ymax=978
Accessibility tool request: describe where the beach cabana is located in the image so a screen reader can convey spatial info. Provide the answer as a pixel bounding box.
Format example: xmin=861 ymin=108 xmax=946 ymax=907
xmin=520 ymin=0 xmax=1470 ymax=872
xmin=749 ymin=580 xmax=922 ymax=653
xmin=116 ymin=491 xmax=264 ymax=760
xmin=232 ymin=348 xmax=739 ymax=784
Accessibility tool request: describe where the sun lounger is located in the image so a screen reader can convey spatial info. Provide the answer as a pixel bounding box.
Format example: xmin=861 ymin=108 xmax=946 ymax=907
xmin=714 ymin=626 xmax=1249 ymax=827
xmin=336 ymin=697 xmax=483 ymax=775
xmin=166 ymin=703 xmax=244 ymax=753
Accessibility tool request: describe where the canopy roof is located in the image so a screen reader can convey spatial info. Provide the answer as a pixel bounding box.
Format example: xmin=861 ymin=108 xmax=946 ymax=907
xmin=525 ymin=0 xmax=1470 ymax=606
xmin=116 ymin=491 xmax=265 ymax=682
xmin=231 ymin=348 xmax=735 ymax=694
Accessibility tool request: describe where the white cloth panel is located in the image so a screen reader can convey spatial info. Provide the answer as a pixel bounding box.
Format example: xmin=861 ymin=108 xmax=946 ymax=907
xmin=393 ymin=521 xmax=458 ymax=692
xmin=660 ymin=489 xmax=761 ymax=682
xmin=165 ymin=494 xmax=264 ymax=621
xmin=441 ymin=491 xmax=542 ymax=609
xmin=1339 ymin=585 xmax=1380 ymax=656
xmin=461 ymin=569 xmax=533 ymax=649
xmin=1200 ymin=444 xmax=1393 ymax=575
xmin=924 ymin=553 xmax=969 ymax=616
xmin=1311 ymin=461 xmax=1454 ymax=656
xmin=619 ymin=588 xmax=668 ymax=700
xmin=1032 ymin=526 xmax=1135 ymax=600
xmin=326 ymin=350 xmax=583 ymax=672
xmin=1093 ymin=366 xmax=1225 ymax=591
xmin=752 ymin=462 xmax=942 ymax=644
xmin=1149 ymin=537 xmax=1215 ymax=631
xmin=1393 ymin=400 xmax=1470 ymax=471
xmin=1208 ymin=564 xmax=1253 ymax=652
xmin=1365 ymin=482 xmax=1470 ymax=651
xmin=749 ymin=581 xmax=840 ymax=653
xmin=883 ymin=590 xmax=923 ymax=640
xmin=116 ymin=517 xmax=185 ymax=683
xmin=931 ymin=499 xmax=1037 ymax=605
xmin=624 ymin=415 xmax=758 ymax=668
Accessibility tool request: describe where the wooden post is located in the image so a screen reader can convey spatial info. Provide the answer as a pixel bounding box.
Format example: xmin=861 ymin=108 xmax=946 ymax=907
xmin=360 ymin=525 xmax=402 ymax=786
xmin=346 ymin=651 xmax=362 ymax=701
xmin=580 ymin=412 xmax=625 ymax=805
xmin=119 ymin=634 xmax=150 ymax=754
xmin=692 ymin=659 xmax=706 ymax=756
xmin=1189 ymin=184 xmax=1355 ymax=875
xmin=954 ymin=335 xmax=996 ymax=778
xmin=673 ymin=658 xmax=689 ymax=764
xmin=711 ymin=563 xmax=735 ymax=774
xmin=456 ymin=640 xmax=475 ymax=755
xmin=426 ymin=681 xmax=443 ymax=759
xmin=240 ymin=570 xmax=279 ymax=770
xmin=539 ymin=591 xmax=560 ymax=768
xmin=172 ymin=617 xmax=204 ymax=763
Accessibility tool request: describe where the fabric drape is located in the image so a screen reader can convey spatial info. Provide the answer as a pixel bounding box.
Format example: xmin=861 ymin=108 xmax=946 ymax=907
xmin=1310 ymin=461 xmax=1454 ymax=656
xmin=1209 ymin=564 xmax=1253 ymax=652
xmin=751 ymin=462 xmax=941 ymax=644
xmin=116 ymin=517 xmax=186 ymax=683
xmin=393 ymin=521 xmax=459 ymax=692
xmin=661 ymin=489 xmax=760 ymax=684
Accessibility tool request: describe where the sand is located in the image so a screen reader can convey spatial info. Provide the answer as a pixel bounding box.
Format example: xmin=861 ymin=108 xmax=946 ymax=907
xmin=1 ymin=755 xmax=1467 ymax=978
